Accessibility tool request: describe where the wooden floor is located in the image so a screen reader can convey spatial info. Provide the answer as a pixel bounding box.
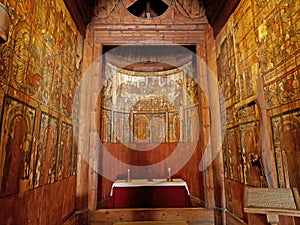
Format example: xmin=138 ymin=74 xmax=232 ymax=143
xmin=89 ymin=208 xmax=214 ymax=225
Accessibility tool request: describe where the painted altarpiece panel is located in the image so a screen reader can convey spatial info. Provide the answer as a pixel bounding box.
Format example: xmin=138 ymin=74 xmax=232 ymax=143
xmin=99 ymin=62 xmax=200 ymax=144
xmin=168 ymin=112 xmax=180 ymax=142
xmin=100 ymin=109 xmax=112 ymax=143
xmin=0 ymin=96 xmax=35 ymax=196
xmin=112 ymin=112 xmax=130 ymax=143
xmin=184 ymin=105 xmax=200 ymax=143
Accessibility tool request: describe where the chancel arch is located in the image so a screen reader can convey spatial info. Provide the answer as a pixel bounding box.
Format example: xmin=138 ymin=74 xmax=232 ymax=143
xmin=75 ymin=0 xmax=224 ymax=214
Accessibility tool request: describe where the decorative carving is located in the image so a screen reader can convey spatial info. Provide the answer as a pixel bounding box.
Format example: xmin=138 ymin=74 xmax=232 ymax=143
xmin=175 ymin=0 xmax=205 ymax=18
xmin=126 ymin=0 xmax=169 ymax=19
xmin=94 ymin=0 xmax=119 ymax=18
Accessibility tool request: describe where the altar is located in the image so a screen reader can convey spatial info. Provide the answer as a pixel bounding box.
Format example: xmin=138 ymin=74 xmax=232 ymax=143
xmin=108 ymin=179 xmax=192 ymax=208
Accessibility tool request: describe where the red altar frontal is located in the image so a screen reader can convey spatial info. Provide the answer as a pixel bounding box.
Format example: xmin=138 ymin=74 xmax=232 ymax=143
xmin=107 ymin=179 xmax=192 ymax=208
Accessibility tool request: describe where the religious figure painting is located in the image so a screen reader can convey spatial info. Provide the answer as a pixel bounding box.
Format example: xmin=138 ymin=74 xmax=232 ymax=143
xmin=52 ymin=60 xmax=63 ymax=111
xmin=113 ymin=112 xmax=130 ymax=143
xmin=0 ymin=96 xmax=35 ymax=196
xmin=33 ymin=113 xmax=58 ymax=187
xmin=40 ymin=47 xmax=54 ymax=106
xmin=12 ymin=22 xmax=43 ymax=98
xmin=271 ymin=111 xmax=300 ymax=189
xmin=99 ymin=57 xmax=200 ymax=144
xmin=57 ymin=122 xmax=74 ymax=180
xmin=240 ymin=121 xmax=265 ymax=187
xmin=224 ymin=127 xmax=242 ymax=181
xmin=264 ymin=72 xmax=300 ymax=109
xmin=169 ymin=112 xmax=180 ymax=142
xmin=61 ymin=74 xmax=75 ymax=118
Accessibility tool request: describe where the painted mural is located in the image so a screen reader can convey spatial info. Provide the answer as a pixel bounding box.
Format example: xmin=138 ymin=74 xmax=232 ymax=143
xmin=216 ymin=0 xmax=300 ymax=222
xmin=57 ymin=122 xmax=76 ymax=180
xmin=33 ymin=113 xmax=58 ymax=187
xmin=271 ymin=110 xmax=300 ymax=189
xmin=0 ymin=96 xmax=35 ymax=196
xmin=0 ymin=0 xmax=81 ymax=223
xmin=99 ymin=62 xmax=200 ymax=144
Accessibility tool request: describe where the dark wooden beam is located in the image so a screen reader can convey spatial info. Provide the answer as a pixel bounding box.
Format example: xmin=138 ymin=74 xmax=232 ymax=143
xmin=64 ymin=0 xmax=95 ymax=36
xmin=202 ymin=0 xmax=241 ymax=36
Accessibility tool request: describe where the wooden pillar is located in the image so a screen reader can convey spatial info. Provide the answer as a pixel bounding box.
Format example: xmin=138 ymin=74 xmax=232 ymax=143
xmin=196 ymin=42 xmax=215 ymax=209
xmin=87 ymin=38 xmax=104 ymax=210
xmin=206 ymin=25 xmax=226 ymax=224
xmin=75 ymin=24 xmax=94 ymax=211
xmin=76 ymin=24 xmax=101 ymax=211
xmin=256 ymin=77 xmax=278 ymax=188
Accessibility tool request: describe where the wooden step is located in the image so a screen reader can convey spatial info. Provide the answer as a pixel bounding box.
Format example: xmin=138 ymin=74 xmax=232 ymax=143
xmin=113 ymin=221 xmax=188 ymax=225
xmin=89 ymin=208 xmax=214 ymax=225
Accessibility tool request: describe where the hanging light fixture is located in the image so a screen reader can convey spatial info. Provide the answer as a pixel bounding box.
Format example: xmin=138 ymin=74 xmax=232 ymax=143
xmin=0 ymin=2 xmax=10 ymax=43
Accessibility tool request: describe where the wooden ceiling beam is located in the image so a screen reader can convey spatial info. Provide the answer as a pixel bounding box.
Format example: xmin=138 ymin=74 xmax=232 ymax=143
xmin=203 ymin=0 xmax=240 ymax=36
xmin=212 ymin=0 xmax=240 ymax=36
xmin=64 ymin=0 xmax=95 ymax=36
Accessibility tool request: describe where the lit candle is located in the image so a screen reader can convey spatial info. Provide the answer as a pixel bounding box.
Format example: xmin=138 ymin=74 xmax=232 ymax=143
xmin=127 ymin=169 xmax=131 ymax=182
xmin=168 ymin=167 xmax=171 ymax=179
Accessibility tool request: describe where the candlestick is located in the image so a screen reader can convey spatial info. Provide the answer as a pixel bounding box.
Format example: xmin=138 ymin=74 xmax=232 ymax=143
xmin=167 ymin=167 xmax=171 ymax=181
xmin=127 ymin=168 xmax=131 ymax=182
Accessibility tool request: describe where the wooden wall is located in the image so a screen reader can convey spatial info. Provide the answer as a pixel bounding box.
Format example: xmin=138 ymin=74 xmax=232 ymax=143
xmin=0 ymin=0 xmax=83 ymax=224
xmin=97 ymin=142 xmax=205 ymax=207
xmin=215 ymin=0 xmax=300 ymax=224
